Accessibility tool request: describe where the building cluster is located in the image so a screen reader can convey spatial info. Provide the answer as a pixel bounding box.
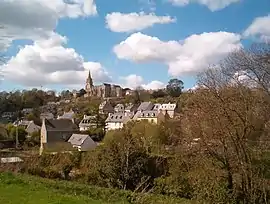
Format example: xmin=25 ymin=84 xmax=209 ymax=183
xmin=84 ymin=70 xmax=132 ymax=98
xmin=104 ymin=101 xmax=177 ymax=131
xmin=38 ymin=100 xmax=177 ymax=154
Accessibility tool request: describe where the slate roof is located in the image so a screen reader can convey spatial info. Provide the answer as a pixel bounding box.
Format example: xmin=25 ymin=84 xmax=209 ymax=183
xmin=105 ymin=113 xmax=131 ymax=123
xmin=68 ymin=134 xmax=89 ymax=146
xmin=125 ymin=103 xmax=139 ymax=112
xmin=137 ymin=102 xmax=154 ymax=111
xmin=44 ymin=119 xmax=77 ymax=131
xmin=153 ymin=104 xmax=162 ymax=110
xmin=79 ymin=115 xmax=96 ymax=127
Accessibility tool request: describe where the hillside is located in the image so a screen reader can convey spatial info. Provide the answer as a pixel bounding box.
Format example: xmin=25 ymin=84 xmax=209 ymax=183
xmin=0 ymin=173 xmax=192 ymax=204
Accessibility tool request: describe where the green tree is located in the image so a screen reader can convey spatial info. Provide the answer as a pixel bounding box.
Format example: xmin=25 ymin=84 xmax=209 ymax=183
xmin=151 ymin=89 xmax=167 ymax=99
xmin=166 ymin=78 xmax=184 ymax=97
xmin=9 ymin=126 xmax=27 ymax=143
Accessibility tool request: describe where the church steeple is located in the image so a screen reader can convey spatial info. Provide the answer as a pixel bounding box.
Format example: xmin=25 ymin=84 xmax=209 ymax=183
xmin=86 ymin=69 xmax=93 ymax=86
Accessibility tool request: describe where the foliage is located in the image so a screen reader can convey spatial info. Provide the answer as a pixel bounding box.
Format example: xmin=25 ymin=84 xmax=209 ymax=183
xmin=81 ymin=123 xmax=168 ymax=191
xmin=166 ymin=78 xmax=184 ymax=97
xmin=151 ymin=89 xmax=167 ymax=99
xmin=9 ymin=126 xmax=27 ymax=143
xmin=0 ymin=89 xmax=59 ymax=114
xmin=88 ymin=127 xmax=105 ymax=141
xmin=24 ymin=131 xmax=40 ymax=147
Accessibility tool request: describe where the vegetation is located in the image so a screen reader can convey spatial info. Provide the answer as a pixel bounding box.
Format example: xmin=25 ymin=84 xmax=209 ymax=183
xmin=0 ymin=42 xmax=270 ymax=204
xmin=0 ymin=172 xmax=191 ymax=204
xmin=166 ymin=78 xmax=184 ymax=97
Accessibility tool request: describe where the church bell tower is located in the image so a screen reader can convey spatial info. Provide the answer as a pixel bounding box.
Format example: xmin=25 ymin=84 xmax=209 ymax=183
xmin=85 ymin=70 xmax=95 ymax=97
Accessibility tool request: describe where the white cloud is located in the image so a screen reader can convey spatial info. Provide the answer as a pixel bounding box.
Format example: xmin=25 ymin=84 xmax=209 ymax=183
xmin=114 ymin=32 xmax=242 ymax=76
xmin=121 ymin=74 xmax=165 ymax=90
xmin=243 ymin=15 xmax=270 ymax=41
xmin=106 ymin=12 xmax=176 ymax=33
xmin=142 ymin=80 xmax=166 ymax=90
xmin=1 ymin=34 xmax=111 ymax=87
xmin=169 ymin=0 xmax=240 ymax=11
xmin=0 ymin=0 xmax=97 ymax=50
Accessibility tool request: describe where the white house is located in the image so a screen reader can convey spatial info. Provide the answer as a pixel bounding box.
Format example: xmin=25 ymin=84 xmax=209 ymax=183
xmin=79 ymin=115 xmax=97 ymax=131
xmin=114 ymin=104 xmax=125 ymax=113
xmin=159 ymin=103 xmax=177 ymax=118
xmin=105 ymin=112 xmax=131 ymax=131
xmin=68 ymin=134 xmax=97 ymax=151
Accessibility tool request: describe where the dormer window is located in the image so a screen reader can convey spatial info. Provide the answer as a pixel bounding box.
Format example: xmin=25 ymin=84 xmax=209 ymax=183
xmin=111 ymin=116 xmax=113 ymax=119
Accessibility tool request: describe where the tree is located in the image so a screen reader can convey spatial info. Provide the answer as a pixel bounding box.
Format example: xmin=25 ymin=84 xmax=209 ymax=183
xmin=166 ymin=78 xmax=184 ymax=97
xmin=9 ymin=126 xmax=27 ymax=143
xmin=151 ymin=89 xmax=167 ymax=99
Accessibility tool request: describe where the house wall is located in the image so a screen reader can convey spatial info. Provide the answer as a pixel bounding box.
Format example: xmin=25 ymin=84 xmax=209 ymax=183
xmin=79 ymin=126 xmax=88 ymax=131
xmin=106 ymin=122 xmax=124 ymax=131
xmin=40 ymin=122 xmax=47 ymax=144
xmin=137 ymin=117 xmax=158 ymax=124
xmin=161 ymin=110 xmax=175 ymax=118
xmin=46 ymin=131 xmax=74 ymax=143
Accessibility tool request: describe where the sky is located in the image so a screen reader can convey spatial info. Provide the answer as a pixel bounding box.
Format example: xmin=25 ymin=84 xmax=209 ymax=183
xmin=0 ymin=0 xmax=269 ymax=92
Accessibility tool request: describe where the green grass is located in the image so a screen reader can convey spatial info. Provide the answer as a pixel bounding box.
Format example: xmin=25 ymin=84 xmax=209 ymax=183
xmin=0 ymin=172 xmax=193 ymax=204
xmin=0 ymin=182 xmax=104 ymax=204
xmin=0 ymin=174 xmax=110 ymax=204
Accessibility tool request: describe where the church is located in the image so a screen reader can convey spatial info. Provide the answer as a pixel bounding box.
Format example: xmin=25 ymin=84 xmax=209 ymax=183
xmin=84 ymin=70 xmax=124 ymax=98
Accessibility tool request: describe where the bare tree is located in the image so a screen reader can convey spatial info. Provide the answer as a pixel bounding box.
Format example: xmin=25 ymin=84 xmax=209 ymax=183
xmin=218 ymin=43 xmax=270 ymax=96
xmin=181 ymin=43 xmax=270 ymax=203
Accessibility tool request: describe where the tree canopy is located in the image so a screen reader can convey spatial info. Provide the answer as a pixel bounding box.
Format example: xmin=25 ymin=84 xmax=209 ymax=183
xmin=166 ymin=78 xmax=184 ymax=97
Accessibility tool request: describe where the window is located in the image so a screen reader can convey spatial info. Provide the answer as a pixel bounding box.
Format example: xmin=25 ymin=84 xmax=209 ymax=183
xmin=120 ymin=116 xmax=123 ymax=119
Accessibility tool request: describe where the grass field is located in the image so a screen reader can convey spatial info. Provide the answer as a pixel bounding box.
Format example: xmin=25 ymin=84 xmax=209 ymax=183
xmin=0 ymin=175 xmax=111 ymax=204
xmin=0 ymin=172 xmax=192 ymax=204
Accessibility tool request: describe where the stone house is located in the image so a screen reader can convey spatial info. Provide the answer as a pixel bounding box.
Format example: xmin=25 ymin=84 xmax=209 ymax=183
xmin=159 ymin=103 xmax=177 ymax=118
xmin=79 ymin=115 xmax=97 ymax=131
xmin=136 ymin=110 xmax=165 ymax=124
xmin=68 ymin=134 xmax=97 ymax=151
xmin=40 ymin=119 xmax=78 ymax=154
xmin=13 ymin=120 xmax=41 ymax=135
xmin=99 ymin=100 xmax=114 ymax=114
xmin=114 ymin=104 xmax=125 ymax=113
xmin=105 ymin=112 xmax=131 ymax=131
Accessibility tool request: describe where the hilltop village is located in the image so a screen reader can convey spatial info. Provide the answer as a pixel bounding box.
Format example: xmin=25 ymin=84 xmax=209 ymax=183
xmin=0 ymin=70 xmax=183 ymax=154
xmin=0 ymin=45 xmax=270 ymax=204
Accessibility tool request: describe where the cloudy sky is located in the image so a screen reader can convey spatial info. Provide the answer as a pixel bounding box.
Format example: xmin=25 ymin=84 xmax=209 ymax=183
xmin=0 ymin=0 xmax=269 ymax=91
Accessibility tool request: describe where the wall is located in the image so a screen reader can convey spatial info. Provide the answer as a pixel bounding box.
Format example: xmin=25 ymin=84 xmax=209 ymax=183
xmin=106 ymin=122 xmax=124 ymax=131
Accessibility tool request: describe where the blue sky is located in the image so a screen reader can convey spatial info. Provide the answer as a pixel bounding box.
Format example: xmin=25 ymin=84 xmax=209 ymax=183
xmin=0 ymin=0 xmax=270 ymax=92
